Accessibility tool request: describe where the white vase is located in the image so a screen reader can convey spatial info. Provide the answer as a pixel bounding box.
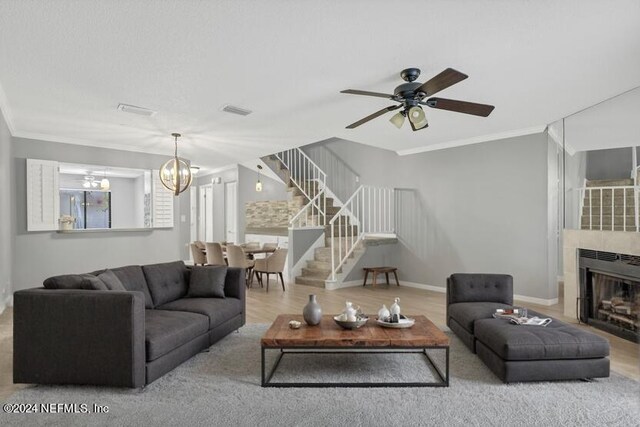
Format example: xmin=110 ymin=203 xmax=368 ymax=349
xmin=390 ymin=297 xmax=401 ymax=321
xmin=377 ymin=304 xmax=390 ymax=321
xmin=344 ymin=301 xmax=357 ymax=322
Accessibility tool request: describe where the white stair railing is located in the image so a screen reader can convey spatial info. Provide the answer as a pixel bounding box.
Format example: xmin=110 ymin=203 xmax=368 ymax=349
xmin=275 ymin=148 xmax=327 ymax=227
xmin=329 ymin=185 xmax=395 ymax=281
xmin=578 ymin=186 xmax=639 ymax=232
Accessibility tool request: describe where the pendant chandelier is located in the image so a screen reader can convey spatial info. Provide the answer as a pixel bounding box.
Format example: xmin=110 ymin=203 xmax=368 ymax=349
xmin=160 ymin=133 xmax=193 ymax=196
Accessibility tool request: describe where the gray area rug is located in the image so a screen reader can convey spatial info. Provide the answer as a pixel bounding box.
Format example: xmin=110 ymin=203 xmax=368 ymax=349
xmin=1 ymin=324 xmax=639 ymax=426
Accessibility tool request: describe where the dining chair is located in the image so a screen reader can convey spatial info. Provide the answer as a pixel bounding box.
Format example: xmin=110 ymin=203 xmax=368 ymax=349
xmin=226 ymin=244 xmax=255 ymax=287
xmin=205 ymin=242 xmax=225 ymax=266
xmin=243 ymin=241 xmax=261 ymax=250
xmin=190 ymin=243 xmax=207 ymax=266
xmin=194 ymin=240 xmax=206 ymax=251
xmin=253 ymin=248 xmax=288 ymax=292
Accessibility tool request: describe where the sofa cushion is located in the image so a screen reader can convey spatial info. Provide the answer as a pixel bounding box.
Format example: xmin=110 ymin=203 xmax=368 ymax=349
xmin=145 ymin=309 xmax=209 ymax=362
xmin=142 ymin=261 xmax=189 ymax=307
xmin=474 ymin=316 xmax=610 ymax=361
xmin=97 ymin=270 xmax=126 ymax=291
xmin=188 ymin=266 xmax=226 ymax=298
xmin=448 ymin=274 xmax=513 ymax=305
xmin=157 ymin=298 xmax=243 ymax=329
xmin=448 ymin=302 xmax=513 ymax=333
xmin=110 ymin=266 xmax=155 ymax=309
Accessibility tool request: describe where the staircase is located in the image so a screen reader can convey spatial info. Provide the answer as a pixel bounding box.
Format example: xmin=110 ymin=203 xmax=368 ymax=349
xmin=262 ymin=148 xmax=397 ymax=288
xmin=580 ymin=179 xmax=639 ymax=232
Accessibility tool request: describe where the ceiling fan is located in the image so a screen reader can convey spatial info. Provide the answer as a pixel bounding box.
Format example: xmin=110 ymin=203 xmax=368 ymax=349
xmin=340 ymin=68 xmax=494 ymax=131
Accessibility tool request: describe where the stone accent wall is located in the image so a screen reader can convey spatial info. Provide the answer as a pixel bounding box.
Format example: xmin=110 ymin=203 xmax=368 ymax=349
xmin=246 ymin=196 xmax=307 ymax=229
xmin=246 ymin=201 xmax=290 ymax=228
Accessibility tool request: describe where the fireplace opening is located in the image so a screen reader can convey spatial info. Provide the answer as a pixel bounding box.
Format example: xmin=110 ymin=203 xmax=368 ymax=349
xmin=578 ymin=250 xmax=640 ymax=343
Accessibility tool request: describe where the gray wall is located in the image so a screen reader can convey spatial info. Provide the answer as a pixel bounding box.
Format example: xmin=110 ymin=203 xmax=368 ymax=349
xmin=303 ymin=133 xmax=555 ymax=300
xmin=237 ymin=165 xmax=288 ymax=243
xmin=289 ymin=228 xmax=324 ymax=267
xmin=0 ymin=110 xmax=11 ymax=309
xmin=11 ymin=137 xmax=191 ymax=291
xmin=586 ymin=147 xmax=634 ymax=180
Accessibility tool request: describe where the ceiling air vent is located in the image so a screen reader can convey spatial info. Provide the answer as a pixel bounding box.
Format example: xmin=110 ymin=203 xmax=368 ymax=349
xmin=117 ymin=103 xmax=156 ymax=117
xmin=222 ymin=104 xmax=252 ymax=116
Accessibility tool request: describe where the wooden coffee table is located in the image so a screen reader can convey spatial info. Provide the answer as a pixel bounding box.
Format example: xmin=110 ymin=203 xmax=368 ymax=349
xmin=260 ymin=314 xmax=449 ymax=387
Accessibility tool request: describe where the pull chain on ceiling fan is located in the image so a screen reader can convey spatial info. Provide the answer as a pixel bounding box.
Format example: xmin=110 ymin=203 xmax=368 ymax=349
xmin=341 ymin=67 xmax=495 ymax=131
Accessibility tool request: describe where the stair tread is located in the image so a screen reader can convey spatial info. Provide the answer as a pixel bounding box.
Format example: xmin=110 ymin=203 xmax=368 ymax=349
xmin=586 ymin=179 xmax=634 ymax=187
xmin=295 ymin=276 xmax=327 ymax=288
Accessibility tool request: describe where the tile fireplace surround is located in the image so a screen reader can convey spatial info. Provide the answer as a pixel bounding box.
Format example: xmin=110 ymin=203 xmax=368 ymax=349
xmin=563 ymin=230 xmax=640 ymax=319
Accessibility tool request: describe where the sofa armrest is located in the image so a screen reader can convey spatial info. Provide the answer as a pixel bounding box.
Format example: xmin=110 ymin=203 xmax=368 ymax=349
xmin=224 ymin=267 xmax=245 ymax=300
xmin=13 ymin=288 xmax=146 ymax=388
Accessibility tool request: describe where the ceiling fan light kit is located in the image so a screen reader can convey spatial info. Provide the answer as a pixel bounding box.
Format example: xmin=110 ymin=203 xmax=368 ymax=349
xmin=389 ymin=111 xmax=405 ymax=128
xmin=341 ymin=67 xmax=495 ymax=131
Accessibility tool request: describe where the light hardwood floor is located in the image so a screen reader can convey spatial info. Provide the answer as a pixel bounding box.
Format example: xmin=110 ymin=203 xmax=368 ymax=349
xmin=1 ymin=282 xmax=638 ymax=400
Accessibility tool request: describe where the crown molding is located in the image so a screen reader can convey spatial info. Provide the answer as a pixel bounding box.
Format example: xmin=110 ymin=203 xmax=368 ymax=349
xmin=0 ymin=82 xmax=16 ymax=135
xmin=396 ymin=125 xmax=547 ymax=156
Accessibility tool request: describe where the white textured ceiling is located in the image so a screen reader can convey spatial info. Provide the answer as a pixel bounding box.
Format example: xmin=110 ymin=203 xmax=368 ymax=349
xmin=564 ymin=87 xmax=640 ymax=152
xmin=1 ymin=1 xmax=639 ymax=168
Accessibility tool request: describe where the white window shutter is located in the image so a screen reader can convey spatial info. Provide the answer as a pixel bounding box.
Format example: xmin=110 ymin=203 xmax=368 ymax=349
xmin=152 ymin=170 xmax=174 ymax=228
xmin=26 ymin=159 xmax=60 ymax=231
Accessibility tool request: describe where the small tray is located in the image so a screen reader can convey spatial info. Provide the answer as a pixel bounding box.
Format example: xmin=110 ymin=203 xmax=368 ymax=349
xmin=376 ymin=315 xmax=415 ymax=329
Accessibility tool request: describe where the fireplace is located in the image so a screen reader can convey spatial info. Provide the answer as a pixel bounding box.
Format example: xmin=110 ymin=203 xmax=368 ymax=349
xmin=578 ymin=249 xmax=640 ymax=342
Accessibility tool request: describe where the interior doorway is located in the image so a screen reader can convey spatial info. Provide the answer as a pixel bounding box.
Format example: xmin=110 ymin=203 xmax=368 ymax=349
xmin=225 ymin=181 xmax=237 ymax=243
xmin=199 ymin=184 xmax=213 ymax=241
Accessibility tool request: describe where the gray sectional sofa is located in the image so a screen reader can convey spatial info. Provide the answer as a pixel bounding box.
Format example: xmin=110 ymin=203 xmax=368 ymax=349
xmin=13 ymin=261 xmax=245 ymax=388
xmin=446 ymin=273 xmax=610 ymax=383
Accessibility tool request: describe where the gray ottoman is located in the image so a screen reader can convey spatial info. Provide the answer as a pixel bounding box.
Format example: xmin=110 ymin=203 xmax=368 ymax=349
xmin=446 ymin=273 xmax=610 ymax=383
xmin=474 ymin=315 xmax=610 ymax=383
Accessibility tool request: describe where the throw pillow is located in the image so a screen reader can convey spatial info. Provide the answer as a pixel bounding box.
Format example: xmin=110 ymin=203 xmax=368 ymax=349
xmin=82 ymin=274 xmax=109 ymax=291
xmin=188 ymin=266 xmax=227 ymax=298
xmin=98 ymin=269 xmax=127 ymax=291
xmin=43 ymin=274 xmax=88 ymax=289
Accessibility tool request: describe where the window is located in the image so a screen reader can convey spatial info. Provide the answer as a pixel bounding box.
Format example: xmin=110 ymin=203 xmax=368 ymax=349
xmin=60 ymin=190 xmax=111 ymax=229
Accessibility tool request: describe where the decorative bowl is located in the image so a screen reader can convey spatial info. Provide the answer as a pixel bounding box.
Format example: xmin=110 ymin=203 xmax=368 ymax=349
xmin=333 ymin=315 xmax=368 ymax=330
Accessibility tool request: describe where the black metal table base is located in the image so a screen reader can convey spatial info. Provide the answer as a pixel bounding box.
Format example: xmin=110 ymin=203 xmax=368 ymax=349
xmin=261 ymin=346 xmax=449 ymax=387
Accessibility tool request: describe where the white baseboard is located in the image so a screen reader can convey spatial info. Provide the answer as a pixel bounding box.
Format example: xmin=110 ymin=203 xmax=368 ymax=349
xmin=513 ymin=294 xmax=559 ymax=306
xmin=335 ymin=280 xmax=559 ymax=306
xmin=400 ymin=281 xmax=446 ymax=293
xmin=332 ymin=280 xmax=363 ymax=289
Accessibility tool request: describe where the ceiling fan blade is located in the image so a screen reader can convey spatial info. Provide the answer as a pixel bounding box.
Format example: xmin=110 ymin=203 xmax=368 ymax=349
xmin=345 ymin=105 xmax=401 ymax=129
xmin=340 ymin=89 xmax=395 ymax=99
xmin=416 ymin=68 xmax=468 ymax=96
xmin=426 ymin=97 xmax=495 ymax=117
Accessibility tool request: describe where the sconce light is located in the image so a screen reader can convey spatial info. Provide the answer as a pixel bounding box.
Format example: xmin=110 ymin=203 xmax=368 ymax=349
xmin=100 ymin=168 xmax=110 ymax=190
xmin=256 ymin=164 xmax=263 ymax=192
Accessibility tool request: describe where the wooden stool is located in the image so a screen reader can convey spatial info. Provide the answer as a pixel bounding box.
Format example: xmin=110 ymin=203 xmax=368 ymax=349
xmin=363 ymin=267 xmax=400 ymax=288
